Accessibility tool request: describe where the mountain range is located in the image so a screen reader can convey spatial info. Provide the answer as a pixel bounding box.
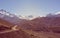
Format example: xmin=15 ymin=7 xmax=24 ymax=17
xmin=0 ymin=10 xmax=60 ymax=38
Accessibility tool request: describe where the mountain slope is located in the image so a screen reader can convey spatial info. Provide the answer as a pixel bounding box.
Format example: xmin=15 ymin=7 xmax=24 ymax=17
xmin=0 ymin=18 xmax=15 ymax=28
xmin=31 ymin=17 xmax=60 ymax=33
xmin=0 ymin=26 xmax=33 ymax=38
xmin=0 ymin=18 xmax=39 ymax=38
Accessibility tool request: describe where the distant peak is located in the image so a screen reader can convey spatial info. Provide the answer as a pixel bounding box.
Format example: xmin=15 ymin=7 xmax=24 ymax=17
xmin=0 ymin=9 xmax=16 ymax=18
xmin=0 ymin=9 xmax=9 ymax=15
xmin=46 ymin=13 xmax=60 ymax=17
xmin=55 ymin=11 xmax=60 ymax=15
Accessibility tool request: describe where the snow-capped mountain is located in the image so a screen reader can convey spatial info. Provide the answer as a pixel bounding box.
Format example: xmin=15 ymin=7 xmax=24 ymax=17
xmin=0 ymin=9 xmax=23 ymax=25
xmin=19 ymin=15 xmax=37 ymax=20
xmin=0 ymin=9 xmax=34 ymax=30
xmin=46 ymin=13 xmax=60 ymax=17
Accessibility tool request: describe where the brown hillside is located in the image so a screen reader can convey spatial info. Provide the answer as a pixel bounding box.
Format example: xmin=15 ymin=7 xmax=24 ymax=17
xmin=31 ymin=17 xmax=60 ymax=33
xmin=0 ymin=26 xmax=32 ymax=38
xmin=0 ymin=19 xmax=39 ymax=38
xmin=0 ymin=19 xmax=14 ymax=28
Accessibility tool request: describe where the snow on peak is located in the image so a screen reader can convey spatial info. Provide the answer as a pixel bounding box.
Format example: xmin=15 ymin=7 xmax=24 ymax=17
xmin=46 ymin=12 xmax=60 ymax=17
xmin=0 ymin=9 xmax=15 ymax=18
xmin=55 ymin=11 xmax=60 ymax=15
xmin=18 ymin=15 xmax=38 ymax=20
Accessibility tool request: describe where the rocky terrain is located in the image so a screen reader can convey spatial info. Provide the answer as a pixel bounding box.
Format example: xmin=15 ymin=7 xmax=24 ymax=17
xmin=0 ymin=10 xmax=60 ymax=38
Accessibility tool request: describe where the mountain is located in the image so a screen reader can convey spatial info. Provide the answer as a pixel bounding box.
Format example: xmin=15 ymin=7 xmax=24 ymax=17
xmin=0 ymin=9 xmax=33 ymax=31
xmin=0 ymin=9 xmax=26 ymax=25
xmin=1 ymin=9 xmax=60 ymax=38
xmin=19 ymin=15 xmax=36 ymax=20
xmin=0 ymin=23 xmax=34 ymax=38
xmin=0 ymin=10 xmax=38 ymax=38
xmin=46 ymin=13 xmax=60 ymax=17
xmin=0 ymin=18 xmax=15 ymax=28
xmin=31 ymin=17 xmax=60 ymax=33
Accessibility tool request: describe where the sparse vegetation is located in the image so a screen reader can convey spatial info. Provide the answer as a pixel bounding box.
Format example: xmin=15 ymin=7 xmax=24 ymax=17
xmin=0 ymin=13 xmax=60 ymax=38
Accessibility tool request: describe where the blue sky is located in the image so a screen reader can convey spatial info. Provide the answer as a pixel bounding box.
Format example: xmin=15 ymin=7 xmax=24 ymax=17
xmin=0 ymin=0 xmax=60 ymax=16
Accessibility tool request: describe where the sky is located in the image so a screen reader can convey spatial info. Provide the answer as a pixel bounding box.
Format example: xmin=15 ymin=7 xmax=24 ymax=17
xmin=0 ymin=0 xmax=60 ymax=16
